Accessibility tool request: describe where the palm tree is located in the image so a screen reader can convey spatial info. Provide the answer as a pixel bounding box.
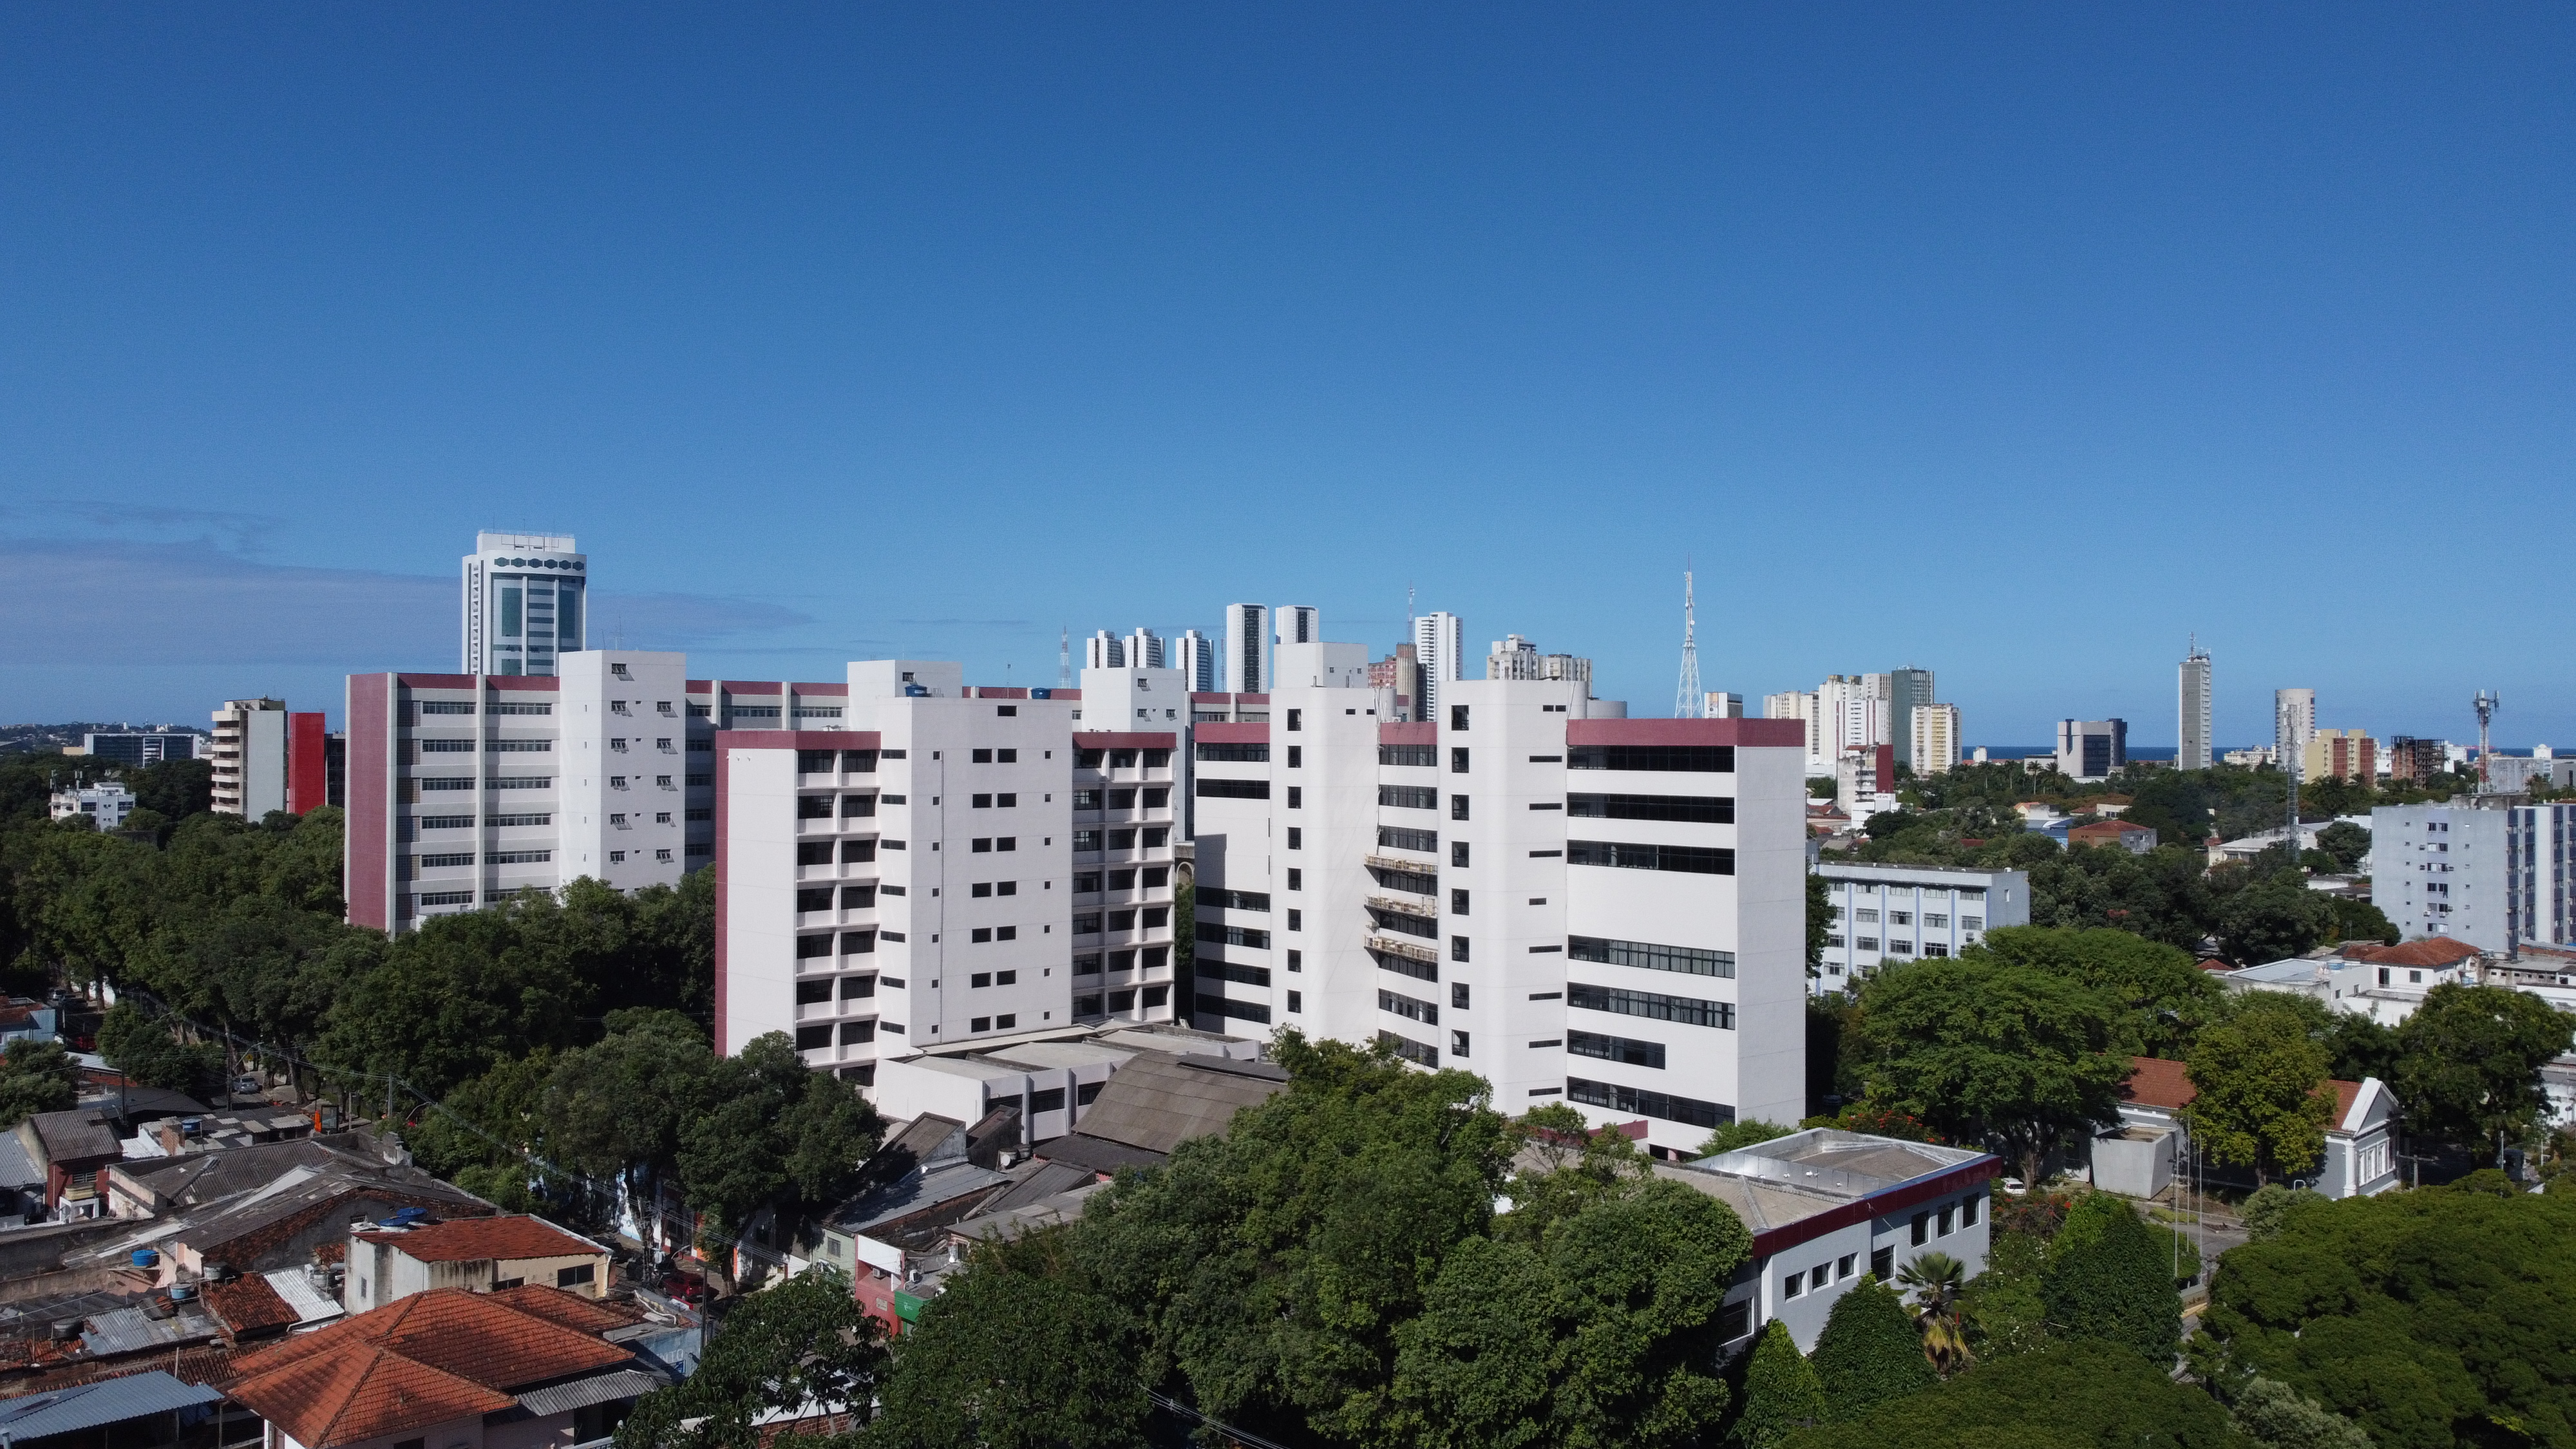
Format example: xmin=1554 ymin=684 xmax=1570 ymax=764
xmin=1896 ymin=1249 xmax=1971 ymax=1374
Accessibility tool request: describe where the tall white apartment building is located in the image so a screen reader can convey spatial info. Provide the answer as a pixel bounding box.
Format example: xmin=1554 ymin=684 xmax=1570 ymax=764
xmin=715 ymin=661 xmax=1181 ymax=1083
xmin=1172 ymin=629 xmax=1217 ymax=693
xmin=1486 ymin=636 xmax=1593 ymax=688
xmin=1188 ymin=642 xmax=1807 ymax=1155
xmin=1276 ymin=606 xmax=1320 ymax=652
xmin=460 ymin=533 xmax=587 ymax=677
xmin=1764 ymin=691 xmax=1824 ymax=775
xmin=2179 ymin=645 xmax=2213 ymax=772
xmin=210 ymin=698 xmax=289 ymax=818
xmin=2371 ymin=801 xmax=2576 ymax=952
xmin=1910 ymin=703 xmax=1962 ymax=775
xmin=2275 ymin=688 xmax=2316 ymax=775
xmin=1814 ymin=862 xmax=2029 ymax=992
xmin=1411 ymin=612 xmax=1466 ymax=719
xmin=1083 ymin=630 xmax=1124 ymax=670
xmin=1822 ymin=674 xmax=1891 ymax=757
xmin=1224 ymin=604 xmax=1271 ymax=694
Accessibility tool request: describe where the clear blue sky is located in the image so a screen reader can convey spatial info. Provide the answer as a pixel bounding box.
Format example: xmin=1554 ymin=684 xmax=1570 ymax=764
xmin=5 ymin=5 xmax=2570 ymax=746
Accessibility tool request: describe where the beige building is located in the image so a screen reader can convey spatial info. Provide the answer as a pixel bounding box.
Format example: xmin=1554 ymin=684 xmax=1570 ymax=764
xmin=2303 ymin=728 xmax=2376 ymax=783
xmin=1909 ymin=703 xmax=1961 ymax=775
xmin=345 ymin=1214 xmax=610 ymax=1312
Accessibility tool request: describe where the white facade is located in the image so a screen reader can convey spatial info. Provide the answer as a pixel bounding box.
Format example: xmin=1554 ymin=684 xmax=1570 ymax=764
xmin=1224 ymin=603 xmax=1271 ymax=694
xmin=2372 ymin=801 xmax=2576 ymax=952
xmin=2179 ymin=647 xmax=2213 ymax=772
xmin=209 ymin=697 xmax=288 ymax=818
xmin=1705 ymin=693 xmax=1745 ymax=720
xmin=715 ymin=661 xmax=1181 ymax=1085
xmin=1275 ymin=605 xmax=1320 ymax=651
xmin=50 ymin=781 xmax=137 ymax=829
xmin=460 ymin=531 xmax=587 ymax=677
xmin=1083 ymin=630 xmax=1124 ymax=670
xmin=1171 ymin=629 xmax=1217 ymax=693
xmin=1412 ymin=612 xmax=1464 ymax=718
xmin=1764 ymin=690 xmax=1824 ymax=775
xmin=1486 ymin=636 xmax=1592 ymax=687
xmin=2275 ymin=688 xmax=2316 ymax=770
xmin=2054 ymin=719 xmax=2127 ymax=782
xmin=1910 ymin=703 xmax=1961 ymax=775
xmin=1189 ymin=645 xmax=1808 ymax=1154
xmin=1814 ymin=861 xmax=2031 ymax=992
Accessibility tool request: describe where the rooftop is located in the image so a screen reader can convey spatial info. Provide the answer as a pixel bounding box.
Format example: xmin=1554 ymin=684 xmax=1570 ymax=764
xmin=1656 ymin=1128 xmax=1998 ymax=1255
xmin=2339 ymin=937 xmax=2483 ymax=969
xmin=20 ymin=1110 xmax=119 ymax=1166
xmin=1063 ymin=1052 xmax=1288 ymax=1158
xmin=353 ymin=1215 xmax=600 ymax=1264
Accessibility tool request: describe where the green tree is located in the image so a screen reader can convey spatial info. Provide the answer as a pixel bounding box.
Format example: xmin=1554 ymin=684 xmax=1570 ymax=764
xmin=2234 ymin=1185 xmax=2325 ymax=1244
xmin=2040 ymin=1195 xmax=2179 ymax=1365
xmin=2228 ymin=1377 xmax=2372 ymax=1449
xmin=0 ymin=1038 xmax=78 ymax=1127
xmin=2183 ymin=1005 xmax=2334 ymax=1186
xmin=1849 ymin=959 xmax=2129 ymax=1185
xmin=2311 ymin=823 xmax=2371 ymax=874
xmin=96 ymin=1001 xmax=225 ymax=1094
xmin=616 ymin=1265 xmax=887 ymax=1449
xmin=1733 ymin=1320 xmax=1825 ymax=1448
xmin=544 ymin=1009 xmax=718 ymax=1210
xmin=1895 ymin=1251 xmax=1970 ymax=1375
xmin=1776 ymin=1340 xmax=2244 ymax=1449
xmin=1810 ymin=1277 xmax=1935 ymax=1420
xmin=869 ymin=1233 xmax=1150 ymax=1449
xmin=2215 ymin=874 xmax=2336 ymax=965
xmin=1965 ymin=926 xmax=2222 ymax=1058
xmin=1700 ymin=1119 xmax=1796 ymax=1157
xmin=2391 ymin=982 xmax=2573 ymax=1156
xmin=1806 ymin=869 xmax=1831 ymax=975
xmin=1959 ymin=1227 xmax=2049 ymax=1361
xmin=2195 ymin=1179 xmax=2576 ymax=1449
xmin=129 ymin=757 xmax=214 ymax=822
xmin=676 ymin=1032 xmax=881 ymax=1235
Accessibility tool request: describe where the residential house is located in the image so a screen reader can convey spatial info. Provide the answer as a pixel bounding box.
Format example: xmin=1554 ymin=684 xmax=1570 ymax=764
xmin=14 ymin=1112 xmax=120 ymax=1222
xmin=220 ymin=1286 xmax=664 ymax=1449
xmin=345 ymin=1216 xmax=611 ymax=1313
xmin=2216 ymin=938 xmax=2481 ymax=1027
xmin=2067 ymin=819 xmax=2157 ymax=855
xmin=2101 ymin=1057 xmax=2399 ymax=1199
xmin=0 ymin=1370 xmax=240 ymax=1449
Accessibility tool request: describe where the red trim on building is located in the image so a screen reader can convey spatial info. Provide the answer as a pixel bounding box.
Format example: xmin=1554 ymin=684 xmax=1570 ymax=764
xmin=687 ymin=680 xmax=712 ymax=692
xmin=347 ymin=676 xmax=392 ymax=932
xmin=1744 ymin=1155 xmax=2003 ymax=1261
xmin=1567 ymin=717 xmax=1804 ymax=748
xmin=1378 ymin=722 xmax=1435 ymax=744
xmin=1071 ymin=732 xmax=1179 ymax=749
xmin=1191 ymin=723 xmax=1270 ymax=744
xmin=390 ymin=673 xmax=561 ymax=692
xmin=287 ymin=712 xmax=328 ymax=816
xmin=799 ymin=683 xmax=850 ymax=696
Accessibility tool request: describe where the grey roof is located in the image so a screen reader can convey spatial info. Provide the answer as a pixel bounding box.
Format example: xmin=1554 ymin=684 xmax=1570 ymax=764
xmin=21 ymin=1110 xmax=118 ymax=1166
xmin=0 ymin=1131 xmax=42 ymax=1190
xmin=1067 ymin=1052 xmax=1287 ymax=1155
xmin=827 ymin=1160 xmax=1010 ymax=1242
xmin=70 ymin=1139 xmax=489 ymax=1274
xmin=78 ymin=1303 xmax=222 ymax=1358
xmin=511 ymin=1368 xmax=665 ymax=1416
xmin=976 ymin=1159 xmax=1098 ymax=1217
xmin=947 ymin=1179 xmax=1110 ymax=1244
xmin=0 ymin=1370 xmax=223 ymax=1443
xmin=1656 ymin=1128 xmax=1996 ymax=1238
xmin=1032 ymin=1132 xmax=1166 ymax=1175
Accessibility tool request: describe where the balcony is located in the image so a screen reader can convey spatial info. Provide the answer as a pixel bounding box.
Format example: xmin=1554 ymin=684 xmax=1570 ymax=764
xmin=1367 ymin=934 xmax=1439 ymax=965
xmin=1367 ymin=894 xmax=1438 ymax=922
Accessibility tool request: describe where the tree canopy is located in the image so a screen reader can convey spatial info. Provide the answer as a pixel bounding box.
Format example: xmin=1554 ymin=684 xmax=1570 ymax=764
xmin=616 ymin=1265 xmax=887 ymax=1449
xmin=2183 ymin=1003 xmax=2334 ymax=1185
xmin=1777 ymin=1340 xmax=2246 ymax=1449
xmin=2389 ymin=983 xmax=2571 ymax=1154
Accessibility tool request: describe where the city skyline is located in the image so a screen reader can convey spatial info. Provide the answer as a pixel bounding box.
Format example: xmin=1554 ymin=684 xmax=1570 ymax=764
xmin=5 ymin=7 xmax=2571 ymax=743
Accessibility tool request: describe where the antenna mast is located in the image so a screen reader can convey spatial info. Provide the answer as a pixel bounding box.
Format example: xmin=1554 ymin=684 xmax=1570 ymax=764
xmin=2475 ymin=690 xmax=2499 ymax=790
xmin=1058 ymin=628 xmax=1072 ymax=688
xmin=1673 ymin=570 xmax=1702 ymax=719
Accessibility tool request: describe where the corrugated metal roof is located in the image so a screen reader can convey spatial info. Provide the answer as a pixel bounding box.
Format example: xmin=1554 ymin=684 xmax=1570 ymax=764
xmin=79 ymin=1304 xmax=221 ymax=1358
xmin=1066 ymin=1053 xmax=1287 ymax=1155
xmin=0 ymin=1370 xmax=223 ymax=1443
xmin=510 ymin=1368 xmax=663 ymax=1416
xmin=263 ymin=1269 xmax=345 ymax=1325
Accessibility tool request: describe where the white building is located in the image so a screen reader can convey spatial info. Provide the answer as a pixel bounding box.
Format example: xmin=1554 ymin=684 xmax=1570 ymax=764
xmin=2216 ymin=938 xmax=2481 ymax=1028
xmin=2054 ymin=719 xmax=2127 ymax=782
xmin=1486 ymin=635 xmax=1592 ymax=688
xmin=1223 ymin=604 xmax=1271 ymax=695
xmin=1276 ymin=606 xmax=1320 ymax=653
xmin=1813 ymin=861 xmax=2031 ymax=992
xmin=1704 ymin=693 xmax=1745 ymax=720
xmin=1171 ymin=629 xmax=1218 ymax=694
xmin=1412 ymin=612 xmax=1464 ymax=719
xmin=2372 ymin=800 xmax=2576 ymax=952
xmin=1188 ymin=640 xmax=1808 ymax=1155
xmin=2179 ymin=645 xmax=2213 ymax=772
xmin=1763 ymin=690 xmax=1821 ymax=775
xmin=2105 ymin=1057 xmax=2398 ymax=1200
xmin=2275 ymin=688 xmax=2316 ymax=773
xmin=714 ymin=660 xmax=1182 ymax=1086
xmin=1910 ymin=703 xmax=1961 ymax=776
xmin=210 ymin=697 xmax=288 ymax=818
xmin=50 ymin=780 xmax=138 ymax=830
xmin=460 ymin=531 xmax=587 ymax=677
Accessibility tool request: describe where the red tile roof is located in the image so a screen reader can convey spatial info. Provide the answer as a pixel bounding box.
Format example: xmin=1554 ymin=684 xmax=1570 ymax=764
xmin=354 ymin=1215 xmax=600 ymax=1264
xmin=204 ymin=1274 xmax=298 ymax=1341
xmin=484 ymin=1283 xmax=644 ymax=1334
xmin=2125 ymin=1058 xmax=2369 ymax=1132
xmin=2339 ymin=937 xmax=2483 ymax=968
xmin=222 ymin=1288 xmax=634 ymax=1449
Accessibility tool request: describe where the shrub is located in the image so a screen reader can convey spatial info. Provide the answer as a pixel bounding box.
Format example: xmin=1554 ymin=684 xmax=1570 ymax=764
xmin=1809 ymin=1276 xmax=1935 ymax=1421
xmin=2041 ymin=1195 xmax=2180 ymax=1364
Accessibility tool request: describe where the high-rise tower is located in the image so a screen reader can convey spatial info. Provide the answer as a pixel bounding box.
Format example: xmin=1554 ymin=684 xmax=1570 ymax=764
xmin=461 ymin=532 xmax=587 ymax=677
xmin=1412 ymin=611 xmax=1463 ymax=717
xmin=2179 ymin=640 xmax=2212 ymax=772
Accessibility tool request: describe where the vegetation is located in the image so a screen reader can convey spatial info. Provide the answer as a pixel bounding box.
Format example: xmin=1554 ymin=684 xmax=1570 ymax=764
xmin=615 ymin=1266 xmax=887 ymax=1449
xmin=1733 ymin=1320 xmax=1826 ymax=1448
xmin=1777 ymin=1340 xmax=2246 ymax=1449
xmin=1809 ymin=1276 xmax=1936 ymax=1419
xmin=2388 ymin=983 xmax=2572 ymax=1156
xmin=1894 ymin=1250 xmax=1970 ymax=1374
xmin=2041 ymin=1194 xmax=2182 ymax=1365
xmin=0 ymin=1037 xmax=78 ymax=1128
xmin=1698 ymin=1118 xmax=1795 ymax=1157
xmin=2193 ymin=1179 xmax=2576 ymax=1449
xmin=2183 ymin=1002 xmax=2334 ymax=1186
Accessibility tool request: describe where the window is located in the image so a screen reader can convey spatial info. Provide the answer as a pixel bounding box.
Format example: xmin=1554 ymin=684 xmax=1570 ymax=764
xmin=1871 ymin=1245 xmax=1894 ymax=1280
xmin=557 ymin=1262 xmax=597 ymax=1289
xmin=1783 ymin=1273 xmax=1803 ymax=1300
xmin=1072 ymin=829 xmax=1102 ymax=851
xmin=1566 ymin=840 xmax=1733 ymax=875
xmin=971 ymin=1017 xmax=990 ymax=1032
xmin=1451 ymin=1030 xmax=1471 ymax=1058
xmin=1837 ymin=1254 xmax=1856 ymax=1280
xmin=1451 ymin=981 xmax=1472 ymax=1009
xmin=1938 ymin=1206 xmax=1955 ymax=1236
xmin=971 ymin=929 xmax=992 ymax=944
xmin=1287 ymin=990 xmax=1303 ymax=1013
xmin=1285 ymin=745 xmax=1302 ymax=768
xmin=1197 ymin=922 xmax=1271 ymax=949
xmin=1287 ymin=827 xmax=1302 ymax=849
xmin=1286 ymin=909 xmax=1302 ymax=931
xmin=1452 ymin=748 xmax=1470 ymax=773
xmin=1197 ymin=777 xmax=1271 ymax=800
xmin=1568 ymin=983 xmax=1733 ymax=1029
xmin=1200 ymin=888 xmax=1271 ymax=911
xmin=1451 ymin=793 xmax=1470 ymax=820
xmin=419 ymin=853 xmax=475 ymax=868
xmin=1566 ymin=793 xmax=1734 ymax=824
xmin=1379 ymin=988 xmax=1439 ymax=1024
xmin=1718 ymin=1300 xmax=1752 ymax=1341
xmin=1911 ymin=1212 xmax=1930 ymax=1245
xmin=1452 ymin=840 xmax=1470 ymax=867
xmin=1451 ymin=705 xmax=1470 ymax=731
xmin=1197 ymin=742 xmax=1270 ymax=762
xmin=1074 ymin=952 xmax=1103 ymax=975
xmin=1855 ymin=908 xmax=1879 ymax=923
xmin=1451 ymin=935 xmax=1471 ymax=962
xmin=797 ymin=886 xmax=835 ymax=913
xmin=1378 ymin=826 xmax=1438 ymax=852
xmin=1925 ymin=913 xmax=1947 ymax=928
xmin=1451 ymin=889 xmax=1470 ymax=915
xmin=1891 ymin=911 xmax=1912 ymax=925
xmin=795 ymin=1023 xmax=832 ymax=1050
xmin=1378 ymin=1030 xmax=1439 ymax=1067
xmin=1110 ymin=749 xmax=1137 ymax=769
xmin=1379 ymin=743 xmax=1437 ymax=766
xmin=1567 ymin=1030 xmax=1665 ymax=1068
xmin=1565 ymin=1077 xmax=1728 ymax=1130
xmin=1566 ymin=744 xmax=1734 ymax=773
xmin=1379 ymin=785 xmax=1438 ymax=810
xmin=1569 ymin=936 xmax=1736 ymax=978
xmin=1286 ymin=708 xmax=1302 ymax=732
xmin=609 ymin=850 xmax=625 ymax=863
xmin=1287 ymin=949 xmax=1303 ymax=972
xmin=1286 ymin=786 xmax=1302 ymax=809
xmin=1960 ymin=1193 xmax=1980 ymax=1226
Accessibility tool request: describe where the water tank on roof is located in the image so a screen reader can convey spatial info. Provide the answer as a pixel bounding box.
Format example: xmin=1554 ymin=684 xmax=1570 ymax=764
xmin=130 ymin=1249 xmax=158 ymax=1269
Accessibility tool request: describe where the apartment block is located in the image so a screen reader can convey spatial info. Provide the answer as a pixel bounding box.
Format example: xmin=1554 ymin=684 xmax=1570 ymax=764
xmin=460 ymin=532 xmax=587 ymax=677
xmin=714 ymin=661 xmax=1182 ymax=1083
xmin=2302 ymin=728 xmax=2376 ymax=784
xmin=2179 ymin=645 xmax=2213 ymax=772
xmin=1814 ymin=861 xmax=2031 ymax=992
xmin=1189 ymin=643 xmax=1807 ymax=1154
xmin=210 ymin=698 xmax=288 ymax=818
xmin=2372 ymin=801 xmax=2576 ymax=952
xmin=1223 ymin=604 xmax=1271 ymax=694
xmin=1413 ymin=612 xmax=1464 ymax=718
xmin=2054 ymin=719 xmax=2127 ymax=782
xmin=1909 ymin=703 xmax=1961 ymax=775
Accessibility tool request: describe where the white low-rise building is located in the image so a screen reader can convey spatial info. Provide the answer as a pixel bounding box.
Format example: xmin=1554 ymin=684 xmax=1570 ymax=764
xmin=1812 ymin=862 xmax=2031 ymax=992
xmin=2103 ymin=1057 xmax=2399 ymax=1200
xmin=50 ymin=780 xmax=137 ymax=830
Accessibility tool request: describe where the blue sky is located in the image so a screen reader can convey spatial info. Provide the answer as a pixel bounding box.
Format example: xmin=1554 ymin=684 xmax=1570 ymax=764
xmin=4 ymin=5 xmax=2570 ymax=746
